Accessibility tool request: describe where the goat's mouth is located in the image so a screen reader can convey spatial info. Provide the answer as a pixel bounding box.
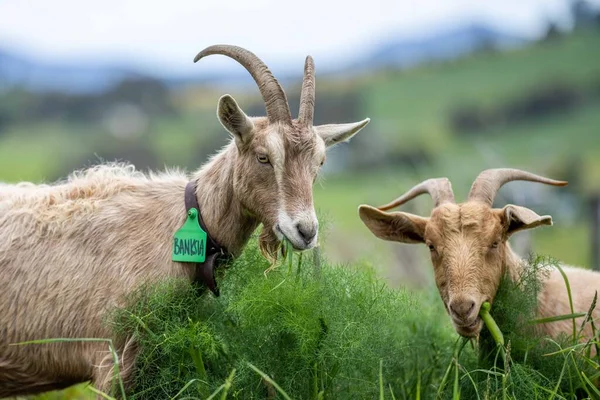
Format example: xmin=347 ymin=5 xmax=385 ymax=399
xmin=454 ymin=317 xmax=483 ymax=338
xmin=274 ymin=224 xmax=315 ymax=251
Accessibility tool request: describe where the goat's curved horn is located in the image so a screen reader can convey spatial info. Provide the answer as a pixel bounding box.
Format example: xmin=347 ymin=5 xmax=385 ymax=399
xmin=298 ymin=55 xmax=315 ymax=126
xmin=194 ymin=45 xmax=292 ymax=124
xmin=467 ymin=168 xmax=568 ymax=206
xmin=378 ymin=178 xmax=455 ymax=211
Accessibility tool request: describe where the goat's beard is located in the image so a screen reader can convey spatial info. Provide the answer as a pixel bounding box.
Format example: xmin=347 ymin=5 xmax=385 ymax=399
xmin=258 ymin=227 xmax=282 ymax=262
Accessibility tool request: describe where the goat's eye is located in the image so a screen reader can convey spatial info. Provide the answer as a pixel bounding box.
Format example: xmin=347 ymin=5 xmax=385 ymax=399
xmin=257 ymin=154 xmax=270 ymax=164
xmin=490 ymin=241 xmax=499 ymax=249
xmin=320 ymin=159 xmax=325 ymax=167
xmin=428 ymin=244 xmax=436 ymax=252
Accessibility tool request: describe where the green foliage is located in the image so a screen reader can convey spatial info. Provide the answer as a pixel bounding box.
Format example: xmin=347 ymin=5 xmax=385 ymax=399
xmin=460 ymin=255 xmax=600 ymax=399
xmin=478 ymin=256 xmax=550 ymax=364
xmin=111 ymin=237 xmax=457 ymax=399
xmin=109 ymin=245 xmax=599 ymax=400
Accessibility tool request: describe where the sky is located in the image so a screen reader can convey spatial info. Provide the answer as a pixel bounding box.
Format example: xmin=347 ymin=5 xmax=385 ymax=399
xmin=0 ymin=0 xmax=598 ymax=75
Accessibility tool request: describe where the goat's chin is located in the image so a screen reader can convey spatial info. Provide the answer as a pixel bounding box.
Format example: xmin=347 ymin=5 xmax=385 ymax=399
xmin=258 ymin=228 xmax=281 ymax=262
xmin=454 ymin=318 xmax=483 ymax=338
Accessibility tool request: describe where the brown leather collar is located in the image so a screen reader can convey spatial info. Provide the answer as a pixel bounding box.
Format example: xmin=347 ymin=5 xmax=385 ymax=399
xmin=184 ymin=181 xmax=229 ymax=296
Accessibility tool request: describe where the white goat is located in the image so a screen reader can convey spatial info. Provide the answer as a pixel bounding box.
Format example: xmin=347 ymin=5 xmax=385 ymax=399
xmin=0 ymin=45 xmax=369 ymax=397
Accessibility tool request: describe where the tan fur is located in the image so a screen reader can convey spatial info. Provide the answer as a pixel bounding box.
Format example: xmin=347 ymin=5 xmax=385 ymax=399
xmin=0 ymin=110 xmax=368 ymax=395
xmin=360 ymin=196 xmax=600 ymax=342
xmin=537 ymin=266 xmax=600 ymax=340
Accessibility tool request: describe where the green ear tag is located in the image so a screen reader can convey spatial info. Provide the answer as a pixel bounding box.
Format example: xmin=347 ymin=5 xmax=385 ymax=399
xmin=172 ymin=208 xmax=207 ymax=263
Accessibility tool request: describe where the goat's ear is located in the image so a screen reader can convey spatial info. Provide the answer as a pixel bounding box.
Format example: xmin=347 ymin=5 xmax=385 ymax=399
xmin=358 ymin=205 xmax=428 ymax=243
xmin=217 ymin=95 xmax=254 ymax=145
xmin=500 ymin=204 xmax=553 ymax=236
xmin=315 ymin=118 xmax=370 ymax=147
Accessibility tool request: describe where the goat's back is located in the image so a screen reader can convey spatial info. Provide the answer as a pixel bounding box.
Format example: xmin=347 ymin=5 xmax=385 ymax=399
xmin=0 ymin=165 xmax=192 ymax=396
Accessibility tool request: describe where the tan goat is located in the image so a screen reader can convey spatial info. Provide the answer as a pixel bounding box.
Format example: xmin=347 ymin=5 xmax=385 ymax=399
xmin=359 ymin=168 xmax=600 ymax=341
xmin=0 ymin=45 xmax=369 ymax=397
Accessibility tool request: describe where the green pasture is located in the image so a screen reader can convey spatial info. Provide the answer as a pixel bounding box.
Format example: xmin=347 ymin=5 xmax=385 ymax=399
xmin=362 ymin=29 xmax=600 ymax=143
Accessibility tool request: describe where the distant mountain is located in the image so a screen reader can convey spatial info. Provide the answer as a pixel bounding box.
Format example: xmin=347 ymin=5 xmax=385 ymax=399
xmin=351 ymin=22 xmax=527 ymax=71
xmin=0 ymin=49 xmax=146 ymax=93
xmin=0 ymin=22 xmax=529 ymax=94
xmin=0 ymin=48 xmax=267 ymax=93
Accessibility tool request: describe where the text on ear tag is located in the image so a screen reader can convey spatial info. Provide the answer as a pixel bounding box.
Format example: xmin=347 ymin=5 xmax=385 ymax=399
xmin=172 ymin=208 xmax=207 ymax=263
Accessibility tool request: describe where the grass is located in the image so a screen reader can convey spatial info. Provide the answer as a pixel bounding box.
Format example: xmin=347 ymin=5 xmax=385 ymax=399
xmin=35 ymin=240 xmax=588 ymax=400
xmin=362 ymin=29 xmax=600 ymax=143
xmin=439 ymin=99 xmax=600 ymax=189
xmin=19 ymin=237 xmax=600 ymax=400
xmin=0 ymin=123 xmax=90 ymax=183
xmin=107 ymin=237 xmax=457 ymax=399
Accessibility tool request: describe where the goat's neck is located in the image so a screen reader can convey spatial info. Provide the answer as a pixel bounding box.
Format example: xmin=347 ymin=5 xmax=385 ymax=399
xmin=504 ymin=242 xmax=527 ymax=281
xmin=192 ymin=143 xmax=258 ymax=256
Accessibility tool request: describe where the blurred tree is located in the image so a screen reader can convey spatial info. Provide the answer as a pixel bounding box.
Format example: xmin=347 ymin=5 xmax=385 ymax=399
xmin=451 ymin=82 xmax=584 ymax=136
xmin=103 ymin=77 xmax=175 ymax=117
xmin=542 ymin=22 xmax=563 ymax=42
xmin=3 ymin=76 xmax=176 ymax=126
xmin=570 ymin=0 xmax=600 ymax=29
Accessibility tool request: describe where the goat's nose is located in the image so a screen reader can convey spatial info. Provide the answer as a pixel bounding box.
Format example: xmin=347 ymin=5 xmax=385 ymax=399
xmin=449 ymin=297 xmax=476 ymax=321
xmin=296 ymin=221 xmax=317 ymax=244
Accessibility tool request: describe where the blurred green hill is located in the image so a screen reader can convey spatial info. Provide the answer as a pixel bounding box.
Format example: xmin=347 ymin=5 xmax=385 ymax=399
xmin=1 ymin=28 xmax=599 ymax=289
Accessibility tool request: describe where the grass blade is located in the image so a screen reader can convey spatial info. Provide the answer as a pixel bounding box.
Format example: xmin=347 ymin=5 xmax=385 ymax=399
xmin=220 ymin=369 xmax=236 ymax=400
xmin=247 ymin=363 xmax=292 ymax=400
xmin=204 ymin=384 xmax=225 ymax=400
xmin=389 ymin=384 xmax=397 ymax=400
xmin=189 ymin=346 xmax=208 ymax=397
xmin=87 ymin=385 xmax=117 ymax=400
xmin=554 ymin=264 xmax=577 ymax=340
xmin=415 ymin=371 xmax=420 ymax=400
xmin=170 ymin=379 xmax=201 ymax=400
xmin=379 ymin=359 xmax=384 ymax=400
xmin=530 ymin=313 xmax=587 ymax=325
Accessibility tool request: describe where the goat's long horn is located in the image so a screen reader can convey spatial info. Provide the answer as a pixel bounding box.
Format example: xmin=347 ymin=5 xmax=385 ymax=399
xmin=194 ymin=45 xmax=292 ymax=124
xmin=467 ymin=168 xmax=568 ymax=206
xmin=378 ymin=178 xmax=455 ymax=211
xmin=298 ymin=55 xmax=315 ymax=126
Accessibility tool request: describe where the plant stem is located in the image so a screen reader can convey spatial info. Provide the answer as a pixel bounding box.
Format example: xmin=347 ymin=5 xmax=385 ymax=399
xmin=480 ymin=302 xmax=505 ymax=347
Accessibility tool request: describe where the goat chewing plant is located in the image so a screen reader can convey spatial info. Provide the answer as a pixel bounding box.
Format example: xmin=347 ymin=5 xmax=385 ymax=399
xmin=0 ymin=44 xmax=371 ymax=396
xmin=462 ymin=255 xmax=599 ymax=399
xmin=359 ymin=168 xmax=600 ymax=343
xmin=100 ymin=235 xmax=599 ymax=400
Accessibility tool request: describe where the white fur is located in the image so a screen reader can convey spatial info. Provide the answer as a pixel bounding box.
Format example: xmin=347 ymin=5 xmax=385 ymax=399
xmin=274 ymin=210 xmax=318 ymax=250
